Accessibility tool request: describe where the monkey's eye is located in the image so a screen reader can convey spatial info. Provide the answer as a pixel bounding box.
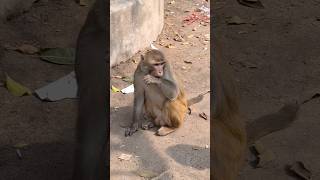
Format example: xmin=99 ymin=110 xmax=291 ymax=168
xmin=154 ymin=62 xmax=165 ymax=66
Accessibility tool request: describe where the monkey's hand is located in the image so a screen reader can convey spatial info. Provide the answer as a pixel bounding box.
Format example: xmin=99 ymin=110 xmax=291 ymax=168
xmin=125 ymin=122 xmax=140 ymax=137
xmin=144 ymin=75 xmax=161 ymax=85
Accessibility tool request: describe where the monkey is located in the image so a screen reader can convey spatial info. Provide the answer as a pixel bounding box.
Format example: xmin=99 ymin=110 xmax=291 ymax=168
xmin=73 ymin=0 xmax=108 ymax=179
xmin=211 ymin=34 xmax=300 ymax=180
xmin=125 ymin=49 xmax=207 ymax=137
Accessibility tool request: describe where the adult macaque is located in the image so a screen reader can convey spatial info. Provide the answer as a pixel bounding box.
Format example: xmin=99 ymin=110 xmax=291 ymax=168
xmin=212 ymin=35 xmax=300 ymax=180
xmin=73 ymin=0 xmax=108 ymax=179
xmin=125 ymin=49 xmax=206 ymax=137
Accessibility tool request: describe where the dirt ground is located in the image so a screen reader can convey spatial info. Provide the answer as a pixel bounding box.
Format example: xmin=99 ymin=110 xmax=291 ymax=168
xmin=215 ymin=0 xmax=320 ymax=179
xmin=0 ymin=1 xmax=88 ymax=179
xmin=110 ymin=0 xmax=210 ymax=179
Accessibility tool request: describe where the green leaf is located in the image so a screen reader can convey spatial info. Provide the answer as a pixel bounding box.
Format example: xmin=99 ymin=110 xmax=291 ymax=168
xmin=5 ymin=74 xmax=32 ymax=96
xmin=40 ymin=48 xmax=75 ymax=65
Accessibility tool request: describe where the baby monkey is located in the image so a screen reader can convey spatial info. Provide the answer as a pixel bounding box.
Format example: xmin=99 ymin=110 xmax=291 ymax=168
xmin=125 ymin=49 xmax=203 ymax=136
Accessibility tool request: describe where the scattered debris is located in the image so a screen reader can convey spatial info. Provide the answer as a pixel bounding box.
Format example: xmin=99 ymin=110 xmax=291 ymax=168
xmin=16 ymin=149 xmax=23 ymax=159
xmin=249 ymin=141 xmax=275 ymax=168
xmin=184 ymin=60 xmax=192 ymax=64
xmin=5 ymin=74 xmax=32 ymax=97
xmin=111 ymin=85 xmax=121 ymax=93
xmin=196 ymin=5 xmax=210 ymax=17
xmin=35 ymin=71 xmax=78 ymax=101
xmin=238 ymin=30 xmax=249 ymax=34
xmin=301 ymin=90 xmax=320 ymax=104
xmin=121 ymin=84 xmax=134 ymax=94
xmin=205 ymin=144 xmax=209 ymax=149
xmin=165 ymin=44 xmax=176 ymax=49
xmin=121 ymin=76 xmax=133 ymax=83
xmin=150 ymin=43 xmax=159 ymax=50
xmin=192 ymin=146 xmax=200 ymax=150
xmin=13 ymin=142 xmax=28 ymax=149
xmin=168 ymin=0 xmax=175 ymax=5
xmin=183 ymin=11 xmax=210 ymax=25
xmin=16 ymin=44 xmax=39 ymax=54
xmin=199 ymin=112 xmax=208 ymax=120
xmin=40 ymin=48 xmax=75 ymax=65
xmin=112 ymin=75 xmax=123 ymax=79
xmin=237 ymin=0 xmax=264 ymax=9
xmin=226 ymin=16 xmax=246 ymax=25
xmin=135 ymin=169 xmax=158 ymax=178
xmin=287 ymin=161 xmax=312 ymax=180
xmin=118 ymin=153 xmax=132 ymax=161
xmin=174 ymin=34 xmax=185 ymax=42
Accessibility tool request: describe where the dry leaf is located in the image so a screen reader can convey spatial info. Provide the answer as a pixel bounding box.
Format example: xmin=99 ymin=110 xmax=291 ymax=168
xmin=187 ymin=34 xmax=194 ymax=38
xmin=288 ymin=161 xmax=312 ymax=180
xmin=174 ymin=34 xmax=184 ymax=42
xmin=181 ymin=42 xmax=190 ymax=45
xmin=184 ymin=60 xmax=192 ymax=64
xmin=136 ymin=169 xmax=158 ymax=178
xmin=199 ymin=112 xmax=208 ymax=120
xmin=16 ymin=44 xmax=39 ymax=54
xmin=165 ymin=44 xmax=176 ymax=49
xmin=118 ymin=153 xmax=132 ymax=161
xmin=226 ymin=16 xmax=246 ymax=25
xmin=5 ymin=74 xmax=32 ymax=96
xmin=192 ymin=146 xmax=200 ymax=150
xmin=111 ymin=85 xmax=120 ymax=93
xmin=13 ymin=142 xmax=29 ymax=149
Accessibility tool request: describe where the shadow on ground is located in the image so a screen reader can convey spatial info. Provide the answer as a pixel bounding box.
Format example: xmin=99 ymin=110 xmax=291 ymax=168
xmin=166 ymin=144 xmax=210 ymax=170
xmin=110 ymin=105 xmax=169 ymax=178
xmin=0 ymin=142 xmax=75 ymax=180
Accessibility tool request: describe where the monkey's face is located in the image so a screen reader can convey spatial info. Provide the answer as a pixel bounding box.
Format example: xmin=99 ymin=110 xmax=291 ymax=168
xmin=150 ymin=62 xmax=165 ymax=78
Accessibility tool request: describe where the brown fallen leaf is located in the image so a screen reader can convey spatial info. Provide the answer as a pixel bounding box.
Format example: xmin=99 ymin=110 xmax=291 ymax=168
xmin=16 ymin=44 xmax=39 ymax=54
xmin=199 ymin=112 xmax=208 ymax=120
xmin=192 ymin=146 xmax=200 ymax=150
xmin=184 ymin=60 xmax=192 ymax=64
xmin=237 ymin=0 xmax=264 ymax=9
xmin=135 ymin=169 xmax=158 ymax=178
xmin=226 ymin=16 xmax=246 ymax=25
xmin=165 ymin=44 xmax=176 ymax=49
xmin=287 ymin=161 xmax=312 ymax=180
xmin=118 ymin=153 xmax=132 ymax=161
xmin=250 ymin=141 xmax=275 ymax=167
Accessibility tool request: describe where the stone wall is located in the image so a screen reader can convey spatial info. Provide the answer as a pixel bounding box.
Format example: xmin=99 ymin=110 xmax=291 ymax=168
xmin=110 ymin=0 xmax=164 ymax=67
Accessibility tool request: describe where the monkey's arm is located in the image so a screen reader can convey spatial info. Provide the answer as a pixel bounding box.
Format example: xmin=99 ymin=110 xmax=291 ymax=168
xmin=158 ymin=79 xmax=179 ymax=101
xmin=125 ymin=75 xmax=145 ymax=136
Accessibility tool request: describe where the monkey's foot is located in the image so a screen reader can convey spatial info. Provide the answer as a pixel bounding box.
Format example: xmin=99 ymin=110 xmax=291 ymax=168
xmin=125 ymin=123 xmax=139 ymax=137
xmin=142 ymin=121 xmax=155 ymax=130
xmin=156 ymin=127 xmax=176 ymax=136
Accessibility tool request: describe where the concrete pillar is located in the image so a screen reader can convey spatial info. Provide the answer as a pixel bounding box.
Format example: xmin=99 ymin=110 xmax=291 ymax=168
xmin=110 ymin=0 xmax=164 ymax=67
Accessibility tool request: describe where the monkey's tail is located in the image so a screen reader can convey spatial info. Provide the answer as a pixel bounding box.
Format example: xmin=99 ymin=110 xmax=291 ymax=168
xmin=187 ymin=90 xmax=210 ymax=106
xmin=246 ymin=102 xmax=300 ymax=144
